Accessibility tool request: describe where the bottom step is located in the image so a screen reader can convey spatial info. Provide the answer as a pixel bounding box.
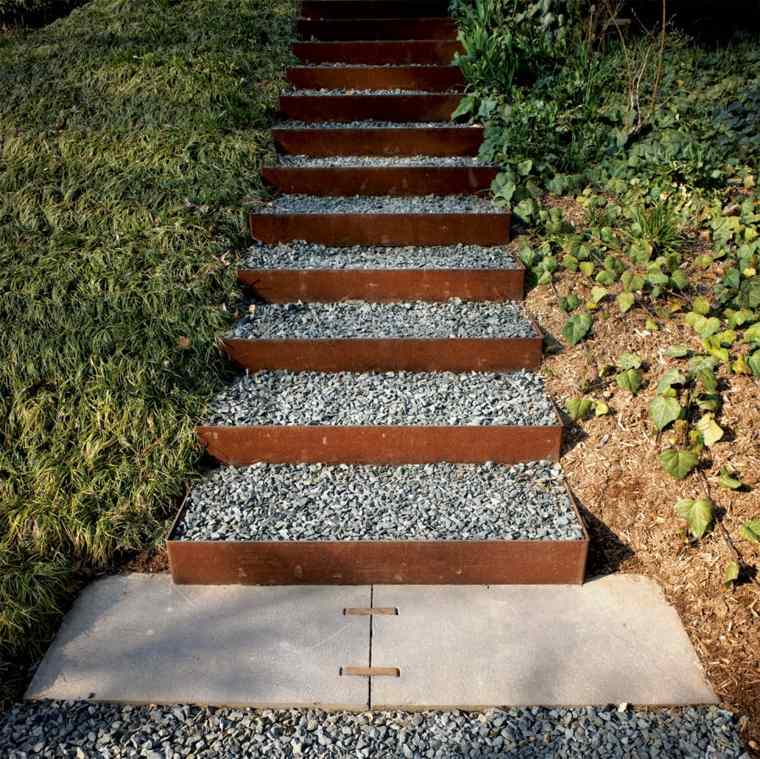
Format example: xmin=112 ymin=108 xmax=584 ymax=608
xmin=25 ymin=574 xmax=719 ymax=710
xmin=168 ymin=462 xmax=587 ymax=585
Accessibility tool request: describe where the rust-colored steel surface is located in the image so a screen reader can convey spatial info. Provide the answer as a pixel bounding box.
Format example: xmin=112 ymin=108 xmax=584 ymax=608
xmin=280 ymin=93 xmax=462 ymax=123
xmin=238 ymin=267 xmax=526 ymax=302
xmin=222 ymin=334 xmax=543 ymax=372
xmin=286 ymin=65 xmax=464 ymax=92
xmin=300 ymin=0 xmax=451 ymax=19
xmin=249 ymin=212 xmax=511 ymax=246
xmin=272 ymin=126 xmax=483 ymax=157
xmin=292 ymin=41 xmax=462 ymax=64
xmin=196 ymin=424 xmax=562 ymax=465
xmin=262 ymin=166 xmax=498 ymax=196
xmin=166 ymin=487 xmax=588 ymax=586
xmin=296 ymin=17 xmax=456 ymax=40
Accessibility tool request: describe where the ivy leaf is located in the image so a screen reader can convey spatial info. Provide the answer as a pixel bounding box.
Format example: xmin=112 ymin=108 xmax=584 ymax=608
xmin=670 ymin=270 xmax=689 ymax=290
xmin=723 ymin=560 xmax=740 ymax=589
xmin=562 ymin=313 xmax=592 ymax=346
xmin=560 ymin=293 xmax=581 ymax=312
xmin=565 ymin=397 xmax=593 ymax=421
xmin=660 ymin=448 xmax=698 ymax=479
xmin=695 ymin=414 xmax=724 ymax=447
xmin=451 ymin=95 xmax=475 ymax=119
xmin=649 ymin=396 xmax=681 ymax=431
xmin=674 ymin=497 xmax=714 ymax=537
xmin=719 ymin=467 xmax=744 ymax=490
xmin=748 ymin=350 xmax=760 ymax=377
xmin=617 ymin=352 xmax=642 ymax=370
xmin=616 ymin=368 xmax=642 ymax=394
xmin=656 ymin=368 xmax=686 ymax=395
xmin=666 ymin=344 xmax=690 ymax=358
xmin=691 ymin=296 xmax=711 ymax=315
xmin=579 ymin=261 xmax=595 ymax=277
xmin=617 ymin=292 xmax=635 ymax=313
xmin=692 ymin=315 xmax=722 ymax=339
xmin=590 ymin=286 xmax=608 ymax=304
xmin=593 ymin=400 xmax=610 ymax=416
xmin=740 ymin=520 xmax=760 ymax=543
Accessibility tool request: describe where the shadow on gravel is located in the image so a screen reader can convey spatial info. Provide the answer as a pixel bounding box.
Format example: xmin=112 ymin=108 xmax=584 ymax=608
xmin=575 ymin=498 xmax=634 ymax=577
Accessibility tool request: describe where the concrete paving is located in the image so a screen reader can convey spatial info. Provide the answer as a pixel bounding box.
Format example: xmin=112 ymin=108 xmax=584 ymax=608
xmin=371 ymin=574 xmax=717 ymax=708
xmin=26 ymin=575 xmax=371 ymax=709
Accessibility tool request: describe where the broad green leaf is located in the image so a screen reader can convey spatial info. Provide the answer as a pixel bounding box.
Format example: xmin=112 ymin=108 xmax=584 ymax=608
xmin=617 ymin=352 xmax=642 ymax=370
xmin=660 ymin=448 xmax=698 ymax=479
xmin=649 ymin=396 xmax=681 ymax=431
xmin=674 ymin=496 xmax=714 ymax=537
xmin=593 ymin=400 xmax=610 ymax=416
xmin=692 ymin=315 xmax=722 ymax=339
xmin=691 ymin=296 xmax=711 ymax=315
xmin=560 ymin=294 xmax=581 ymax=312
xmin=695 ymin=368 xmax=718 ymax=394
xmin=748 ymin=350 xmax=760 ymax=377
xmin=732 ymin=354 xmax=751 ymax=374
xmin=595 ymin=270 xmax=615 ymax=286
xmin=566 ymin=397 xmax=593 ymax=421
xmin=451 ymin=95 xmax=475 ymax=119
xmin=616 ymin=368 xmax=642 ymax=394
xmin=745 ymin=323 xmax=760 ymax=343
xmin=696 ymin=414 xmax=724 ymax=446
xmin=617 ymin=292 xmax=635 ymax=313
xmin=670 ymin=270 xmax=689 ymax=290
xmin=740 ymin=520 xmax=760 ymax=543
xmin=517 ymin=159 xmax=533 ymax=176
xmin=723 ymin=560 xmax=740 ymax=589
xmin=666 ymin=344 xmax=690 ymax=358
xmin=579 ymin=261 xmax=595 ymax=277
xmin=590 ymin=286 xmax=608 ymax=304
xmin=562 ymin=313 xmax=592 ymax=346
xmin=719 ymin=467 xmax=743 ymax=490
xmin=688 ymin=355 xmax=717 ymax=374
xmin=656 ymin=368 xmax=686 ymax=395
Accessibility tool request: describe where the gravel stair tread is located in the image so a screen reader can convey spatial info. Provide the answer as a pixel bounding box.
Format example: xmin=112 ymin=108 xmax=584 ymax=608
xmin=229 ymin=300 xmax=537 ymax=339
xmin=276 ymin=155 xmax=493 ymax=167
xmin=275 ymin=120 xmax=482 ymax=128
xmin=203 ymin=370 xmax=558 ymax=427
xmin=243 ymin=241 xmax=520 ymax=270
xmin=174 ymin=461 xmax=583 ymax=542
xmin=254 ymin=194 xmax=505 ymax=214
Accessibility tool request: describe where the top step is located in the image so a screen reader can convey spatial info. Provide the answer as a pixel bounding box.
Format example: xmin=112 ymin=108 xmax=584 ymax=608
xmin=297 ymin=17 xmax=457 ymax=40
xmin=301 ymin=0 xmax=452 ymax=19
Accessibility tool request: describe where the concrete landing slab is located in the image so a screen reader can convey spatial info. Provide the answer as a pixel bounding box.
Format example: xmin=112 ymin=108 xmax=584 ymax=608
xmin=26 ymin=575 xmax=371 ymax=709
xmin=371 ymin=574 xmax=717 ymax=708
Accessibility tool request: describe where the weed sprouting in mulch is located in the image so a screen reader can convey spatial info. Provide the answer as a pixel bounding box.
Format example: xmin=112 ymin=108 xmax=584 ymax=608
xmin=0 ymin=0 xmax=295 ymax=704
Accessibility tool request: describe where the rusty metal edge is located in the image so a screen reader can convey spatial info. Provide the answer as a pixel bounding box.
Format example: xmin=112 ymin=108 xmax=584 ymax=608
xmin=220 ymin=335 xmax=543 ymax=372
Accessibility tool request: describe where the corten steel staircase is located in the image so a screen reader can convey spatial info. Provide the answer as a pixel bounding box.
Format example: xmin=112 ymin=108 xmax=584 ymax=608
xmin=166 ymin=0 xmax=589 ymax=586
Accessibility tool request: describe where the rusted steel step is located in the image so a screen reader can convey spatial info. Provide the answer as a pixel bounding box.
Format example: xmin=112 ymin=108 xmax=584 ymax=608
xmin=261 ymin=165 xmax=498 ymax=196
xmin=272 ymin=126 xmax=484 ymax=156
xmin=198 ymin=423 xmax=561 ymax=465
xmin=167 ymin=463 xmax=588 ymax=585
xmin=223 ymin=301 xmax=542 ymax=372
xmin=292 ymin=40 xmax=462 ymax=64
xmin=250 ymin=211 xmax=511 ymax=246
xmin=223 ymin=336 xmax=541 ymax=372
xmin=286 ymin=65 xmax=464 ymax=91
xmin=296 ymin=17 xmax=457 ymax=40
xmin=239 ymin=267 xmax=525 ymax=302
xmin=280 ymin=93 xmax=462 ymax=122
xmin=300 ymin=0 xmax=452 ymax=19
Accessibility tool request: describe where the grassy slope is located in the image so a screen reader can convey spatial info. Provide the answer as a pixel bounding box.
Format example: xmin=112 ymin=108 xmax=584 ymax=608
xmin=0 ymin=0 xmax=294 ymax=700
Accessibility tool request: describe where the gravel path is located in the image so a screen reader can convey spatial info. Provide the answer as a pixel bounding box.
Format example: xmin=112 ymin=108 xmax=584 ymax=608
xmin=1 ymin=701 xmax=748 ymax=758
xmin=204 ymin=370 xmax=558 ymax=427
xmin=175 ymin=461 xmax=582 ymax=542
xmin=255 ymin=195 xmax=504 ymax=215
xmin=276 ymin=121 xmax=480 ymax=129
xmin=278 ymin=155 xmax=489 ymax=167
xmin=243 ymin=242 xmax=519 ymax=270
xmin=229 ymin=301 xmax=536 ymax=340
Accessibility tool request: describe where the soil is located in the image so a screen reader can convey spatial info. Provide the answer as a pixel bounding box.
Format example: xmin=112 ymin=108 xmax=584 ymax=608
xmin=520 ymin=233 xmax=760 ymax=753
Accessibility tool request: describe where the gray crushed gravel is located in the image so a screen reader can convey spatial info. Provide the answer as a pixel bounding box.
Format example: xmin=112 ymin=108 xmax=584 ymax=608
xmin=204 ymin=370 xmax=558 ymax=427
xmin=229 ymin=301 xmax=537 ymax=340
xmin=291 ymin=63 xmax=459 ymax=69
xmin=278 ymin=155 xmax=488 ymax=167
xmin=0 ymin=701 xmax=749 ymax=758
xmin=277 ymin=120 xmax=480 ymax=129
xmin=243 ymin=241 xmax=519 ymax=270
xmin=255 ymin=194 xmax=503 ymax=214
xmin=175 ymin=461 xmax=583 ymax=542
